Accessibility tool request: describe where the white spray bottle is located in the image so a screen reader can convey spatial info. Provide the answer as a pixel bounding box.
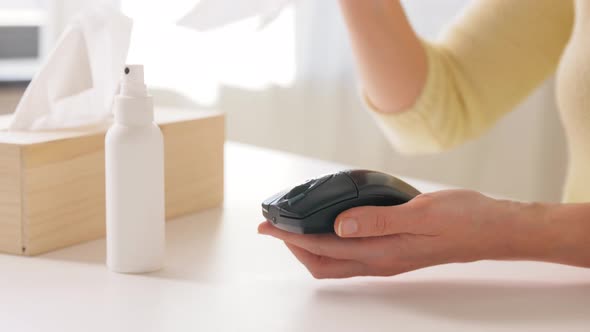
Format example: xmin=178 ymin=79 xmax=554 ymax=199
xmin=105 ymin=64 xmax=165 ymax=273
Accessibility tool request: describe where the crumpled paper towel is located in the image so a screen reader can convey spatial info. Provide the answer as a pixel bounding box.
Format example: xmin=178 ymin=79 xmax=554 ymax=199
xmin=177 ymin=0 xmax=292 ymax=31
xmin=8 ymin=5 xmax=132 ymax=130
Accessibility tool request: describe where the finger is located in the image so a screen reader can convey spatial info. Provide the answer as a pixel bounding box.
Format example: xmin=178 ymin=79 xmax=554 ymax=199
xmin=334 ymin=201 xmax=427 ymax=238
xmin=285 ymin=241 xmax=429 ymax=279
xmin=284 ymin=242 xmax=367 ymax=279
xmin=258 ymin=221 xmax=379 ymax=260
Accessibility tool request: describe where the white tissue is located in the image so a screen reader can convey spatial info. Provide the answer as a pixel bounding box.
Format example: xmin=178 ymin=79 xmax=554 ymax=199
xmin=177 ymin=0 xmax=291 ymax=31
xmin=8 ymin=6 xmax=132 ymax=130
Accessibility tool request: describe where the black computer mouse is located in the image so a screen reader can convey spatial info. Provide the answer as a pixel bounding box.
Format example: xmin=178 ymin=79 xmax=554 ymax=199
xmin=261 ymin=170 xmax=421 ymax=234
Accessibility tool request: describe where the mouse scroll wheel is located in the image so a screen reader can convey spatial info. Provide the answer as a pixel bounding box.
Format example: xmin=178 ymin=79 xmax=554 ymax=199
xmin=283 ymin=174 xmax=334 ymax=200
xmin=284 ymin=181 xmax=314 ymax=199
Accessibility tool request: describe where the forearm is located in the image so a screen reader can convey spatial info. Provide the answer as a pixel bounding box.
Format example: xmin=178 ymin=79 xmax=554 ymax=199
xmin=338 ymin=0 xmax=426 ymax=113
xmin=494 ymin=200 xmax=590 ymax=268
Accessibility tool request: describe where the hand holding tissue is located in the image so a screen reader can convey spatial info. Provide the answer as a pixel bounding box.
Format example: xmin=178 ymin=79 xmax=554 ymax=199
xmin=177 ymin=0 xmax=292 ymax=31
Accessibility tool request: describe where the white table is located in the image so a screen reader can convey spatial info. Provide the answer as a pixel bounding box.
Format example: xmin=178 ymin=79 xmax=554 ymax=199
xmin=1 ymin=142 xmax=589 ymax=331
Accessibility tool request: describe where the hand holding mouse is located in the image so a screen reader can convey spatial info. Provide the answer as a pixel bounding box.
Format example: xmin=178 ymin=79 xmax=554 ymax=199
xmin=258 ymin=190 xmax=586 ymax=279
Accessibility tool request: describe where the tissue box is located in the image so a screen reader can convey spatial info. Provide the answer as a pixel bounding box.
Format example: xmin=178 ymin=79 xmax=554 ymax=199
xmin=0 ymin=108 xmax=224 ymax=255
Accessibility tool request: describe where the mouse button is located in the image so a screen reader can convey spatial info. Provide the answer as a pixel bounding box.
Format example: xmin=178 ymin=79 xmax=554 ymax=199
xmin=284 ymin=172 xmax=357 ymax=218
xmin=343 ymin=169 xmax=373 ymax=187
xmin=307 ymin=173 xmax=333 ymax=189
xmin=275 ymin=200 xmax=302 ymax=218
xmin=262 ymin=189 xmax=289 ymax=210
xmin=287 ymin=192 xmax=306 ymax=206
xmin=283 ymin=181 xmax=314 ymax=200
xmin=382 ymin=177 xmax=421 ymax=199
xmin=351 ymin=170 xmax=421 ymax=199
xmin=283 ymin=174 xmax=334 ymax=200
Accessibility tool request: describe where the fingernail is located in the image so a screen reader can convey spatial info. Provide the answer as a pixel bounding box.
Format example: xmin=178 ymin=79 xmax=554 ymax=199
xmin=338 ymin=218 xmax=358 ymax=236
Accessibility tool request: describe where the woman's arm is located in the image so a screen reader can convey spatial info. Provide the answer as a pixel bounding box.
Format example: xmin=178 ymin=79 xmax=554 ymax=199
xmin=338 ymin=0 xmax=427 ymax=113
xmin=507 ymin=202 xmax=590 ymax=268
xmin=339 ymin=0 xmax=573 ymax=153
xmin=258 ymin=191 xmax=590 ymax=279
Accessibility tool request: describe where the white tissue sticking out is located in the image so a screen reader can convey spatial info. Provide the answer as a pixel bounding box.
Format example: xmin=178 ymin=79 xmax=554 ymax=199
xmin=8 ymin=5 xmax=132 ymax=131
xmin=177 ymin=0 xmax=291 ymax=31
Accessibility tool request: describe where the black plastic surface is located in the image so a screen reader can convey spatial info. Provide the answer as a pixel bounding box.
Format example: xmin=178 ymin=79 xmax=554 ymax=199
xmin=261 ymin=170 xmax=421 ymax=234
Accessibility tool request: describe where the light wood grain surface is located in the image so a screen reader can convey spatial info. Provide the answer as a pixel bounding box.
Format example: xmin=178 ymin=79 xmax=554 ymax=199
xmin=0 ymin=143 xmax=22 ymax=254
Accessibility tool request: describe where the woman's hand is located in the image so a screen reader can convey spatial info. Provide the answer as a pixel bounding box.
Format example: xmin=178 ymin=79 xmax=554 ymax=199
xmin=258 ymin=190 xmax=553 ymax=279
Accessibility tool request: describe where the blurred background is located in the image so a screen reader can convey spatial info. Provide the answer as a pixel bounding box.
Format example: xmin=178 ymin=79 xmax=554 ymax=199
xmin=0 ymin=0 xmax=566 ymax=202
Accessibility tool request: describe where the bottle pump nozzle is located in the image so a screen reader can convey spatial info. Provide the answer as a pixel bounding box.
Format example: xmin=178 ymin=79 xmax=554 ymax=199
xmin=121 ymin=65 xmax=147 ymax=97
xmin=114 ymin=64 xmax=153 ymax=126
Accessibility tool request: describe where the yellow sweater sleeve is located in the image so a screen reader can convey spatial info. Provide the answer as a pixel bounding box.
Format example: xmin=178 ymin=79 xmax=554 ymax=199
xmin=367 ymin=0 xmax=574 ymax=154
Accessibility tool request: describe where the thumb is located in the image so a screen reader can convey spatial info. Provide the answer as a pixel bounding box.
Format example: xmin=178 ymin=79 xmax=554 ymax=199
xmin=334 ymin=204 xmax=420 ymax=238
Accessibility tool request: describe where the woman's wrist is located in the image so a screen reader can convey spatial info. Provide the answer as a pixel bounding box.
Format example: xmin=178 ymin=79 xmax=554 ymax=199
xmin=490 ymin=199 xmax=590 ymax=267
xmin=497 ymin=200 xmax=555 ymax=261
xmin=540 ymin=203 xmax=590 ymax=267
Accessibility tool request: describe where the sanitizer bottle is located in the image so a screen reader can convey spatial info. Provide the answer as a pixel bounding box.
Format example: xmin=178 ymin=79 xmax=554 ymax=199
xmin=105 ymin=64 xmax=165 ymax=273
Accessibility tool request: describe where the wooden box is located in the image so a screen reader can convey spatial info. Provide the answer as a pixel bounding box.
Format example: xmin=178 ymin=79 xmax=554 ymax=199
xmin=0 ymin=108 xmax=224 ymax=255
